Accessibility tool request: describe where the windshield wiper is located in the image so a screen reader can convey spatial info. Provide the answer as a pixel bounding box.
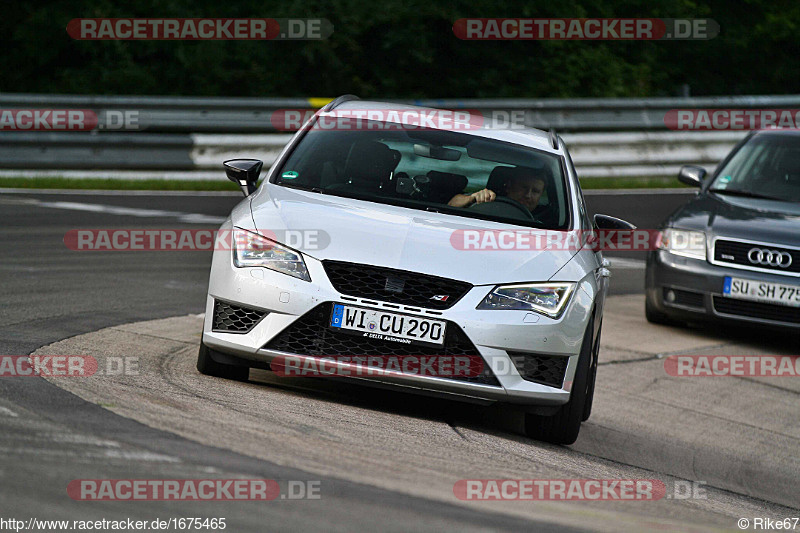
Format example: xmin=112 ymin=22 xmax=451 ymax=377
xmin=708 ymin=188 xmax=787 ymax=202
xmin=277 ymin=182 xmax=324 ymax=194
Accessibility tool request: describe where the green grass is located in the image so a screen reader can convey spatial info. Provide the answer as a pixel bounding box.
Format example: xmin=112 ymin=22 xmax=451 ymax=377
xmin=0 ymin=175 xmax=688 ymax=191
xmin=0 ymin=177 xmax=240 ymax=191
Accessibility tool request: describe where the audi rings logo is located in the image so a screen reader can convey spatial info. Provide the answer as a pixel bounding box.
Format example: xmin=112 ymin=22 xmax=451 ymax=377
xmin=747 ymin=248 xmax=793 ymax=268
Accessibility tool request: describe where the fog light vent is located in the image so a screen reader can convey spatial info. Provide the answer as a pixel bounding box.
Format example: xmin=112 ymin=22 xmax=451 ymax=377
xmin=212 ymin=300 xmax=268 ymax=333
xmin=508 ymin=352 xmax=569 ymax=389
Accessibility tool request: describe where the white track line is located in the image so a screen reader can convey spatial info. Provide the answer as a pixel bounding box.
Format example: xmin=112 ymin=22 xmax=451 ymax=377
xmin=0 ymin=406 xmax=19 ymax=417
xmin=12 ymin=198 xmax=226 ymax=224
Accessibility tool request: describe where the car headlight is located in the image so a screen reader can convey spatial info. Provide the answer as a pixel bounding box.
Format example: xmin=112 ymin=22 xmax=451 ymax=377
xmin=232 ymin=229 xmax=311 ymax=281
xmin=658 ymin=228 xmax=707 ymax=260
xmin=477 ymin=282 xmax=575 ymax=317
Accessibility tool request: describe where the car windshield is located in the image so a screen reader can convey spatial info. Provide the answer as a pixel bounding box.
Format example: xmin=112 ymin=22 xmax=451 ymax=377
xmin=273 ymin=120 xmax=570 ymax=229
xmin=710 ymin=133 xmax=800 ymax=202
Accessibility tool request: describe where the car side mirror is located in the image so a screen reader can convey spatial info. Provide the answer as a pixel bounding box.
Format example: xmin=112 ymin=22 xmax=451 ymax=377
xmin=224 ymin=159 xmax=263 ymax=196
xmin=678 ymin=165 xmax=706 ymax=187
xmin=594 ymin=214 xmax=636 ymax=231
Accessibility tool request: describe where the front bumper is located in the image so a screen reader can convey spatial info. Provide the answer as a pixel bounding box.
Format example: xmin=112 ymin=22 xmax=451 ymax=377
xmin=202 ymin=244 xmax=597 ymax=407
xmin=646 ymin=249 xmax=800 ymax=329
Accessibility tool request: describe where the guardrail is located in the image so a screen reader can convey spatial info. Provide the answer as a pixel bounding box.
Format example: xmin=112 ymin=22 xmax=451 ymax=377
xmin=0 ymin=130 xmax=746 ymax=180
xmin=3 ymin=92 xmax=799 ymax=132
xmin=563 ymin=130 xmax=746 ymax=178
xmin=0 ymin=93 xmax=315 ymax=133
xmin=0 ymin=92 xmax=791 ymax=180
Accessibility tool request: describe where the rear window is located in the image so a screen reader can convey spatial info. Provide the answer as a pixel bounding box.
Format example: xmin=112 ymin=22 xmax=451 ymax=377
xmin=273 ymin=120 xmax=570 ymax=229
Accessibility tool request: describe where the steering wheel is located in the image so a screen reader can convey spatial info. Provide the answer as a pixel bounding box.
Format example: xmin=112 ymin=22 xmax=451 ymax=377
xmin=471 ymin=195 xmax=535 ymax=221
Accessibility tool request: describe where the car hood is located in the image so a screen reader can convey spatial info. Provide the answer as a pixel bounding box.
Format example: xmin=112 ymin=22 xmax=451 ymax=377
xmin=668 ymin=192 xmax=800 ymax=245
xmin=247 ymin=184 xmax=579 ymax=286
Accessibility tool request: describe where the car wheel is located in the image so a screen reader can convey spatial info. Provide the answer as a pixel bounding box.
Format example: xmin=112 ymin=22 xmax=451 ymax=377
xmin=524 ymin=317 xmax=593 ymax=445
xmin=581 ymin=319 xmax=601 ymax=422
xmin=645 ymin=293 xmax=675 ymax=325
xmin=197 ymin=340 xmax=250 ymax=381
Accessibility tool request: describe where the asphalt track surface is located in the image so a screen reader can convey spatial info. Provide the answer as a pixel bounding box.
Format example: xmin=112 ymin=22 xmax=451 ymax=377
xmin=1 ymin=188 xmax=798 ymax=531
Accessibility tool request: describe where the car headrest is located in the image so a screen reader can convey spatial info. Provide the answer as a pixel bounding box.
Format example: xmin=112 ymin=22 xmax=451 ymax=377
xmin=343 ymin=141 xmax=400 ymax=188
xmin=426 ymin=170 xmax=468 ymax=203
xmin=487 ymin=165 xmax=552 ymax=196
xmin=487 ymin=166 xmax=516 ymax=196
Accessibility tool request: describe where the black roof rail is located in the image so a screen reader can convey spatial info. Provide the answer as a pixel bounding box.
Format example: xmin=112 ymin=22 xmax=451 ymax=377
xmin=548 ymin=128 xmax=559 ymax=150
xmin=321 ymin=94 xmax=360 ymax=112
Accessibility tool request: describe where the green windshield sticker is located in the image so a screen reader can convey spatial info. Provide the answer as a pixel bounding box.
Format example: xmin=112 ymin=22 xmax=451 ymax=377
xmin=282 ymin=171 xmax=299 ymax=180
xmin=717 ymin=175 xmax=731 ymax=188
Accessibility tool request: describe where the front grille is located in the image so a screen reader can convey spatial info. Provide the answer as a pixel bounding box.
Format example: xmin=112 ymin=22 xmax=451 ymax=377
xmin=322 ymin=261 xmax=472 ymax=310
xmin=212 ymin=300 xmax=268 ymax=333
xmin=263 ymin=303 xmax=500 ymax=386
xmin=664 ymin=288 xmax=705 ymax=309
xmin=508 ymin=352 xmax=569 ymax=389
xmin=714 ymin=239 xmax=800 ymax=275
xmin=713 ymin=296 xmax=800 ymax=324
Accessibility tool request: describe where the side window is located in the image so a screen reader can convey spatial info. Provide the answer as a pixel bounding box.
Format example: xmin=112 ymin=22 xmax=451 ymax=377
xmin=564 ymin=146 xmax=592 ymax=230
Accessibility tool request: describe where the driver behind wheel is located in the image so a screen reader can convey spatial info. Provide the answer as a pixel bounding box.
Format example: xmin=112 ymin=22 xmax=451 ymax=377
xmin=447 ymin=165 xmax=545 ymax=212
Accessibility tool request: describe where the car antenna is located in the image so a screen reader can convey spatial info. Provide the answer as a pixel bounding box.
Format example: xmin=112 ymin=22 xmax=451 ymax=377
xmin=548 ymin=128 xmax=558 ymax=150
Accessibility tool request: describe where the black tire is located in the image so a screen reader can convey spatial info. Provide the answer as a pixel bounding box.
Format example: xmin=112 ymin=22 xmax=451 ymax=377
xmin=524 ymin=317 xmax=593 ymax=445
xmin=645 ymin=293 xmax=674 ymax=325
xmin=582 ymin=319 xmax=601 ymax=422
xmin=197 ymin=341 xmax=250 ymax=381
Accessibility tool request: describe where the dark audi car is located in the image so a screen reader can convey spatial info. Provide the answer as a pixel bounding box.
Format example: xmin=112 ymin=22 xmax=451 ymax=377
xmin=646 ymin=130 xmax=800 ymax=330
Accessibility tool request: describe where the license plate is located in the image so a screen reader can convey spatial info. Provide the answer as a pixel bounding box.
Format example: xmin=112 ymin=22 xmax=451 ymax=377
xmin=330 ymin=304 xmax=446 ymax=346
xmin=723 ymin=276 xmax=800 ymax=308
